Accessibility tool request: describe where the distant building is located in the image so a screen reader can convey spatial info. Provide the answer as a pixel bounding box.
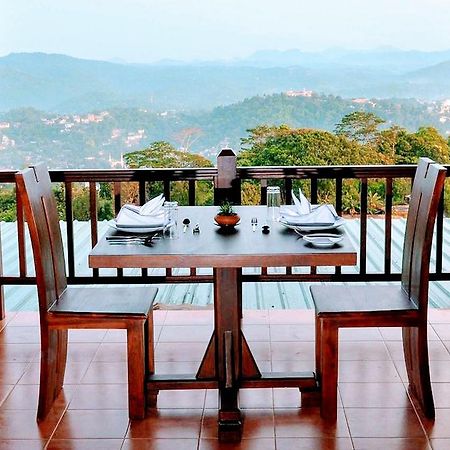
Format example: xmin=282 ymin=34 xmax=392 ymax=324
xmin=285 ymin=89 xmax=313 ymax=97
xmin=81 ymin=111 xmax=109 ymax=124
xmin=124 ymin=129 xmax=146 ymax=147
xmin=108 ymin=153 xmax=125 ymax=168
xmin=352 ymin=98 xmax=377 ymax=107
xmin=111 ymin=129 xmax=121 ymax=139
xmin=440 ymin=99 xmax=450 ymax=114
xmin=0 ymin=135 xmax=16 ymax=150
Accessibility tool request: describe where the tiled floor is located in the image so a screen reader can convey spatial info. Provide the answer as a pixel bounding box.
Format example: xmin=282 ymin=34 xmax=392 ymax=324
xmin=1 ymin=309 xmax=450 ymax=449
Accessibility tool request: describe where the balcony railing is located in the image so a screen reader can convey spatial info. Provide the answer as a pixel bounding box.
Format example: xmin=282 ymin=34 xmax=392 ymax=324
xmin=1 ymin=149 xmax=449 ymax=319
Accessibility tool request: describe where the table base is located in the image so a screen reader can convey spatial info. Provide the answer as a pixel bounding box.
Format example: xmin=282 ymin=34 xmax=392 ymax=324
xmin=146 ymin=371 xmax=318 ymax=441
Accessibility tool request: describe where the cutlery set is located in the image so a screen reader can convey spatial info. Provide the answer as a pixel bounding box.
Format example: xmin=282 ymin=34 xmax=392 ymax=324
xmin=106 ymin=235 xmax=160 ymax=246
xmin=106 ymin=219 xmax=342 ymax=247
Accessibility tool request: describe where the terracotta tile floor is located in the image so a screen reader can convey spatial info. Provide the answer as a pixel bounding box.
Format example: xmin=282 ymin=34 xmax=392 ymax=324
xmin=1 ymin=309 xmax=450 ymax=449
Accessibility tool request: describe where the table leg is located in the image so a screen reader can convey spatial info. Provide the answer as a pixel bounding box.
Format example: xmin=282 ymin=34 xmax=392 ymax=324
xmin=214 ymin=267 xmax=242 ymax=442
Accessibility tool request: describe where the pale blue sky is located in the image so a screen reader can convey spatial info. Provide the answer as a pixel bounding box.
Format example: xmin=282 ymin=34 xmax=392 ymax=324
xmin=1 ymin=0 xmax=450 ymax=62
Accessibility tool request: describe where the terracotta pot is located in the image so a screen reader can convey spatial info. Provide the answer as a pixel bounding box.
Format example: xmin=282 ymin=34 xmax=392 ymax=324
xmin=214 ymin=213 xmax=240 ymax=227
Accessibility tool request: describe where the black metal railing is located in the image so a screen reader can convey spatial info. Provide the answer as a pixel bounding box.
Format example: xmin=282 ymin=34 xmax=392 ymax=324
xmin=1 ymin=150 xmax=449 ymax=318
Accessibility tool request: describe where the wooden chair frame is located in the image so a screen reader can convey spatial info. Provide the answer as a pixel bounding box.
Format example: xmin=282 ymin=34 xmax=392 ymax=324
xmin=310 ymin=158 xmax=446 ymax=421
xmin=15 ymin=163 xmax=157 ymax=420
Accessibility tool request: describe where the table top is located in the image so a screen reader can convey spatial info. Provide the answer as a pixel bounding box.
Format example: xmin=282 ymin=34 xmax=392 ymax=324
xmin=89 ymin=206 xmax=357 ymax=269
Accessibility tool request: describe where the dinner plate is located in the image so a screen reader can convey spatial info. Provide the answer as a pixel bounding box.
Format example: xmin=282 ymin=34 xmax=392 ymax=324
xmin=301 ymin=233 xmax=344 ymax=248
xmin=108 ymin=221 xmax=164 ymax=234
xmin=279 ymin=216 xmax=346 ymax=232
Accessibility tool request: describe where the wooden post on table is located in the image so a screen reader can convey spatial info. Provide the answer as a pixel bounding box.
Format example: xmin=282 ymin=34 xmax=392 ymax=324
xmin=214 ymin=149 xmax=241 ymax=205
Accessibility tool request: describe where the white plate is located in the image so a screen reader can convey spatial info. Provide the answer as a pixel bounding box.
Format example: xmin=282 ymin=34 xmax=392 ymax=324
xmin=108 ymin=221 xmax=164 ymax=234
xmin=279 ymin=216 xmax=346 ymax=232
xmin=301 ymin=233 xmax=343 ymax=248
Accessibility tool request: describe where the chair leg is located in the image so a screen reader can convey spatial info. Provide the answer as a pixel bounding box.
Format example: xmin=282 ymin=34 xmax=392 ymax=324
xmin=319 ymin=319 xmax=339 ymax=422
xmin=315 ymin=313 xmax=322 ymax=381
xmin=145 ymin=312 xmax=159 ymax=408
xmin=55 ymin=329 xmax=68 ymax=391
xmin=402 ymin=325 xmax=435 ymax=419
xmin=37 ymin=328 xmax=68 ymax=421
xmin=299 ymin=312 xmax=322 ymax=408
xmin=145 ymin=312 xmax=155 ymax=375
xmin=127 ymin=321 xmax=146 ymax=420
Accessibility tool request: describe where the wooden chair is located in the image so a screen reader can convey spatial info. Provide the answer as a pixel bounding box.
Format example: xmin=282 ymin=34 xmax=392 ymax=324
xmin=310 ymin=158 xmax=446 ymax=421
xmin=15 ymin=163 xmax=157 ymax=421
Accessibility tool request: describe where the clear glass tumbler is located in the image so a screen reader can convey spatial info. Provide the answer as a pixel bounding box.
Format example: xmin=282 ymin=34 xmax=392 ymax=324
xmin=266 ymin=186 xmax=281 ymax=222
xmin=163 ymin=201 xmax=179 ymax=239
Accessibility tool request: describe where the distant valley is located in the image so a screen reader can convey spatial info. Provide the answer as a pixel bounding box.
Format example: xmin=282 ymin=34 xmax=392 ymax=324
xmin=1 ymin=93 xmax=449 ymax=169
xmin=2 ymin=50 xmax=450 ymax=169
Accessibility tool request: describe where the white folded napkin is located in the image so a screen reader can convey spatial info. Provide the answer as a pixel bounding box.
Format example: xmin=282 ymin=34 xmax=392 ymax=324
xmin=122 ymin=193 xmax=165 ymax=216
xmin=279 ymin=189 xmax=338 ymax=226
xmin=116 ymin=194 xmax=165 ymax=228
xmin=281 ymin=204 xmax=338 ymax=226
xmin=292 ymin=188 xmax=311 ymax=215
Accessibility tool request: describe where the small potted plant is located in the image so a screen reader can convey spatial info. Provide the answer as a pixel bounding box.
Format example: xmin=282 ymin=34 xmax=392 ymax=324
xmin=214 ymin=201 xmax=240 ymax=227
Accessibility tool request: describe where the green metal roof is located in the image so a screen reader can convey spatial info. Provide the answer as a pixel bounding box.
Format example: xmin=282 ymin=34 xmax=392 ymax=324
xmin=2 ymin=218 xmax=450 ymax=311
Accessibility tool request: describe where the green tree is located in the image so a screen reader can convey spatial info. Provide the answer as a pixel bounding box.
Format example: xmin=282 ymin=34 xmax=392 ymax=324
xmin=380 ymin=126 xmax=450 ymax=164
xmin=0 ymin=188 xmax=16 ymax=221
xmin=124 ymin=141 xmax=212 ymax=169
xmin=238 ymin=124 xmax=384 ymax=209
xmin=239 ymin=125 xmax=382 ymax=167
xmin=334 ymin=112 xmax=385 ymax=145
xmin=124 ymin=141 xmax=214 ymax=205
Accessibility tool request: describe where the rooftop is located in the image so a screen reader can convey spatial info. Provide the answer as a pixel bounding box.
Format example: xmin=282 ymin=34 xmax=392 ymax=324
xmin=3 ymin=217 xmax=450 ymax=311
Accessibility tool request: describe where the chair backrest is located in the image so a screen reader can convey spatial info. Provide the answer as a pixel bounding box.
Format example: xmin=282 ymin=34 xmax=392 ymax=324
xmin=15 ymin=164 xmax=67 ymax=315
xmin=401 ymin=158 xmax=446 ymax=312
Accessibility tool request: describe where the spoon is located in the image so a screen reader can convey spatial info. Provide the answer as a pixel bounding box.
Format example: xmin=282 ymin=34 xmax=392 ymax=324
xmin=182 ymin=218 xmax=190 ymax=232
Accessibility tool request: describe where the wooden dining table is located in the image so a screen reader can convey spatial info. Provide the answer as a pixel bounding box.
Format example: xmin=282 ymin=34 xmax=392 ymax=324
xmin=89 ymin=205 xmax=357 ymax=441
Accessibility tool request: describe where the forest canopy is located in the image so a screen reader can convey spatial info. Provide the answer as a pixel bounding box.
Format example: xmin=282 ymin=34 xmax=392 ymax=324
xmin=1 ymin=112 xmax=449 ymax=220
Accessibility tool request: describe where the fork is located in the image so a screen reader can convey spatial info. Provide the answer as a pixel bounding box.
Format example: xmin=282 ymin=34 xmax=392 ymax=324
xmin=106 ymin=233 xmax=161 ymax=240
xmin=107 ymin=237 xmax=155 ymax=247
xmin=251 ymin=217 xmax=258 ymax=232
xmin=107 ymin=235 xmax=160 ymax=246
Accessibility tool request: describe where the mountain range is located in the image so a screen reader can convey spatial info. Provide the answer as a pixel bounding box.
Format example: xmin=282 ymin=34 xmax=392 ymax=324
xmin=1 ymin=49 xmax=450 ymax=113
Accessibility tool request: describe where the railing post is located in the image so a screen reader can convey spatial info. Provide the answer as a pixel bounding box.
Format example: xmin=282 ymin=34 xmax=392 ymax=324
xmin=214 ymin=149 xmax=241 ymax=205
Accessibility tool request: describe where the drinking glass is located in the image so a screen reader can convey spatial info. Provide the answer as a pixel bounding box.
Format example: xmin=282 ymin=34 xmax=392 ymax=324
xmin=163 ymin=201 xmax=179 ymax=239
xmin=266 ymin=186 xmax=281 ymax=222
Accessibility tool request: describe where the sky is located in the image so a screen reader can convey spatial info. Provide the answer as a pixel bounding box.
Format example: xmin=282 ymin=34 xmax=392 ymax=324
xmin=1 ymin=0 xmax=450 ymax=62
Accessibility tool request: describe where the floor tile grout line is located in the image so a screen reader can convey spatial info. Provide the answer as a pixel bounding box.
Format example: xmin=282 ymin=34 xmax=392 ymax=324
xmin=41 ymin=392 xmax=73 ymax=449
xmin=341 ymin=404 xmax=357 ymax=450
xmin=429 ymin=322 xmax=450 ymax=359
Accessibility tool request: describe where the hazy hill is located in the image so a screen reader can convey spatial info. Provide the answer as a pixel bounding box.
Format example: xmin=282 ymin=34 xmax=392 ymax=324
xmin=243 ymin=48 xmax=450 ymax=72
xmin=409 ymin=60 xmax=450 ymax=82
xmin=1 ymin=93 xmax=448 ymax=170
xmin=2 ymin=51 xmax=450 ymax=113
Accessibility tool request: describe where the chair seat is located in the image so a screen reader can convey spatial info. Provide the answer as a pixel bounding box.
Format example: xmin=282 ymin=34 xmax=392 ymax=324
xmin=49 ymin=286 xmax=157 ymax=317
xmin=310 ymin=284 xmax=418 ymax=316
